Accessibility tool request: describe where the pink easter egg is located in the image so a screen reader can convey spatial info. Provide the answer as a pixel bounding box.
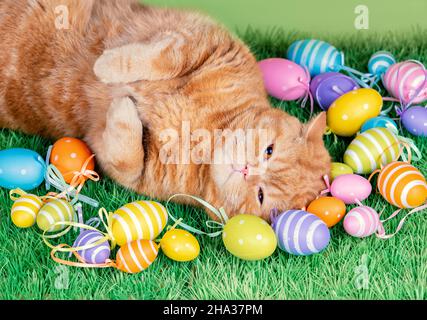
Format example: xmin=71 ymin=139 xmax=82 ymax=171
xmin=258 ymin=58 xmax=310 ymax=101
xmin=343 ymin=206 xmax=380 ymax=238
xmin=330 ymin=174 xmax=372 ymax=205
xmin=383 ymin=61 xmax=427 ymax=105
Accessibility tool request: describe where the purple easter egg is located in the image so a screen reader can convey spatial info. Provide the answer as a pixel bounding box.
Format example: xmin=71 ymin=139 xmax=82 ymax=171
xmin=401 ymin=106 xmax=427 ymax=137
xmin=258 ymin=58 xmax=310 ymax=101
xmin=310 ymin=72 xmax=359 ymax=110
xmin=73 ymin=230 xmax=111 ymax=264
xmin=272 ymin=210 xmax=330 ymax=256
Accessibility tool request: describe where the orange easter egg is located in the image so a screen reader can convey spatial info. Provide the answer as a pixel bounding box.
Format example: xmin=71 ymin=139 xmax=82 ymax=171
xmin=377 ymin=161 xmax=427 ymax=209
xmin=50 ymin=137 xmax=95 ymax=184
xmin=116 ymin=240 xmax=159 ymax=274
xmin=307 ymin=196 xmax=347 ymax=228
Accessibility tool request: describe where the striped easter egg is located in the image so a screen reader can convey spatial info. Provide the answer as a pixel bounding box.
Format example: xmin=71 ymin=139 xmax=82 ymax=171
xmin=116 ymin=240 xmax=159 ymax=273
xmin=11 ymin=194 xmax=43 ymax=228
xmin=383 ymin=61 xmax=427 ymax=105
xmin=271 ymin=210 xmax=330 ymax=256
xmin=344 ymin=127 xmax=400 ymax=175
xmin=377 ymin=161 xmax=427 ymax=209
xmin=36 ymin=199 xmax=75 ymax=232
xmin=368 ymin=51 xmax=396 ymax=77
xmin=287 ymin=39 xmax=343 ymax=76
xmin=73 ymin=230 xmax=110 ymax=264
xmin=111 ymin=201 xmax=168 ymax=246
xmin=343 ymin=206 xmax=380 ymax=238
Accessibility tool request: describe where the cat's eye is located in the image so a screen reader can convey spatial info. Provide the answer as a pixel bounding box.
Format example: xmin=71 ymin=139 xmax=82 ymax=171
xmin=258 ymin=188 xmax=264 ymax=205
xmin=264 ymin=144 xmax=274 ymax=160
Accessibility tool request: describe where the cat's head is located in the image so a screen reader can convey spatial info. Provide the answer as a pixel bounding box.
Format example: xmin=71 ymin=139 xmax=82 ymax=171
xmin=211 ymin=110 xmax=331 ymax=221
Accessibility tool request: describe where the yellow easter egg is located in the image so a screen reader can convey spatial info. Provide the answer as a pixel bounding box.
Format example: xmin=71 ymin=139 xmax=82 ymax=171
xmin=160 ymin=229 xmax=200 ymax=262
xmin=327 ymin=88 xmax=383 ymax=137
xmin=36 ymin=199 xmax=75 ymax=232
xmin=11 ymin=194 xmax=43 ymax=228
xmin=331 ymin=162 xmax=354 ymax=181
xmin=222 ymin=214 xmax=277 ymax=261
xmin=112 ymin=201 xmax=168 ymax=246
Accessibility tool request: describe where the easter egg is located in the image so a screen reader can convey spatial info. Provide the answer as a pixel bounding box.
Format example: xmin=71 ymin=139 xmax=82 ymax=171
xmin=307 ymin=197 xmax=346 ymax=228
xmin=330 ymin=174 xmax=372 ymax=205
xmin=344 ymin=127 xmax=400 ymax=174
xmin=0 ymin=148 xmax=45 ymax=190
xmin=287 ymin=39 xmax=343 ymax=76
xmin=160 ymin=229 xmax=200 ymax=262
xmin=331 ymin=162 xmax=354 ymax=181
xmin=36 ymin=199 xmax=75 ymax=232
xmin=50 ymin=137 xmax=95 ymax=184
xmin=361 ymin=116 xmax=399 ymax=135
xmin=272 ymin=210 xmax=330 ymax=256
xmin=327 ymin=88 xmax=383 ymax=136
xmin=116 ymin=240 xmax=159 ymax=273
xmin=310 ymin=72 xmax=359 ymax=111
xmin=111 ymin=201 xmax=168 ymax=246
xmin=343 ymin=206 xmax=380 ymax=238
xmin=11 ymin=194 xmax=43 ymax=228
xmin=73 ymin=230 xmax=110 ymax=264
xmin=401 ymin=106 xmax=427 ymax=137
xmin=368 ymin=51 xmax=396 ymax=77
xmin=377 ymin=162 xmax=427 ymax=209
xmin=222 ymin=214 xmax=277 ymax=261
xmin=383 ymin=61 xmax=427 ymax=105
xmin=258 ymin=58 xmax=310 ymax=101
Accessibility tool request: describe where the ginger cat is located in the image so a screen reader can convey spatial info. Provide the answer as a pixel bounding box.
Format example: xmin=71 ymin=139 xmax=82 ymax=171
xmin=0 ymin=0 xmax=331 ymax=221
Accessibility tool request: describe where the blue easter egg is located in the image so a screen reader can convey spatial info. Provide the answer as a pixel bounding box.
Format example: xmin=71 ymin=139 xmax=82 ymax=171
xmin=368 ymin=51 xmax=396 ymax=77
xmin=73 ymin=230 xmax=111 ymax=264
xmin=0 ymin=148 xmax=46 ymax=190
xmin=287 ymin=39 xmax=343 ymax=76
xmin=271 ymin=210 xmax=331 ymax=256
xmin=361 ymin=116 xmax=399 ymax=134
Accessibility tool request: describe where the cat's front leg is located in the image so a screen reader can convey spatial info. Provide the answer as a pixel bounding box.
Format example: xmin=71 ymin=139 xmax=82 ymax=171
xmin=91 ymin=97 xmax=145 ymax=190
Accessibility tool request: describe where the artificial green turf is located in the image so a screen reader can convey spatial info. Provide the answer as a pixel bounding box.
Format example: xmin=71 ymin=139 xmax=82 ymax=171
xmin=0 ymin=29 xmax=426 ymax=300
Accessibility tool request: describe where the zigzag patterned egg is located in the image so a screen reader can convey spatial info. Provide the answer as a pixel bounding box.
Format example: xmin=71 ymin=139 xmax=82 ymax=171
xmin=343 ymin=206 xmax=380 ymax=238
xmin=73 ymin=230 xmax=111 ymax=264
xmin=272 ymin=210 xmax=330 ymax=256
xmin=111 ymin=201 xmax=168 ymax=246
xmin=116 ymin=240 xmax=159 ymax=273
xmin=377 ymin=162 xmax=427 ymax=209
xmin=36 ymin=199 xmax=75 ymax=232
xmin=11 ymin=194 xmax=43 ymax=228
xmin=344 ymin=127 xmax=400 ymax=174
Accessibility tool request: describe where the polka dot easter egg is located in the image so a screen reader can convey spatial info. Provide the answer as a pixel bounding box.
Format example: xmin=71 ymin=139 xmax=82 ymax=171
xmin=343 ymin=206 xmax=380 ymax=238
xmin=327 ymin=88 xmax=383 ymax=137
xmin=329 ymin=174 xmax=372 ymax=205
xmin=376 ymin=162 xmax=427 ymax=209
xmin=368 ymin=51 xmax=396 ymax=77
xmin=0 ymin=148 xmax=46 ymax=191
xmin=160 ymin=229 xmax=200 ymax=262
xmin=307 ymin=197 xmax=346 ymax=228
xmin=272 ymin=210 xmax=330 ymax=256
xmin=11 ymin=193 xmax=43 ymax=228
xmin=258 ymin=58 xmax=310 ymax=101
xmin=383 ymin=61 xmax=427 ymax=105
xmin=111 ymin=201 xmax=168 ymax=246
xmin=116 ymin=240 xmax=159 ymax=274
xmin=222 ymin=215 xmax=277 ymax=261
xmin=331 ymin=162 xmax=353 ymax=181
xmin=401 ymin=106 xmax=427 ymax=137
xmin=73 ymin=230 xmax=111 ymax=264
xmin=310 ymin=72 xmax=359 ymax=111
xmin=50 ymin=137 xmax=95 ymax=184
xmin=361 ymin=116 xmax=399 ymax=135
xmin=344 ymin=127 xmax=400 ymax=175
xmin=36 ymin=199 xmax=75 ymax=232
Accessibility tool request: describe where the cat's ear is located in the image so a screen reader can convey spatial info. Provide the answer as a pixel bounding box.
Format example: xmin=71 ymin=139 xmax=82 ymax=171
xmin=304 ymin=112 xmax=327 ymax=143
